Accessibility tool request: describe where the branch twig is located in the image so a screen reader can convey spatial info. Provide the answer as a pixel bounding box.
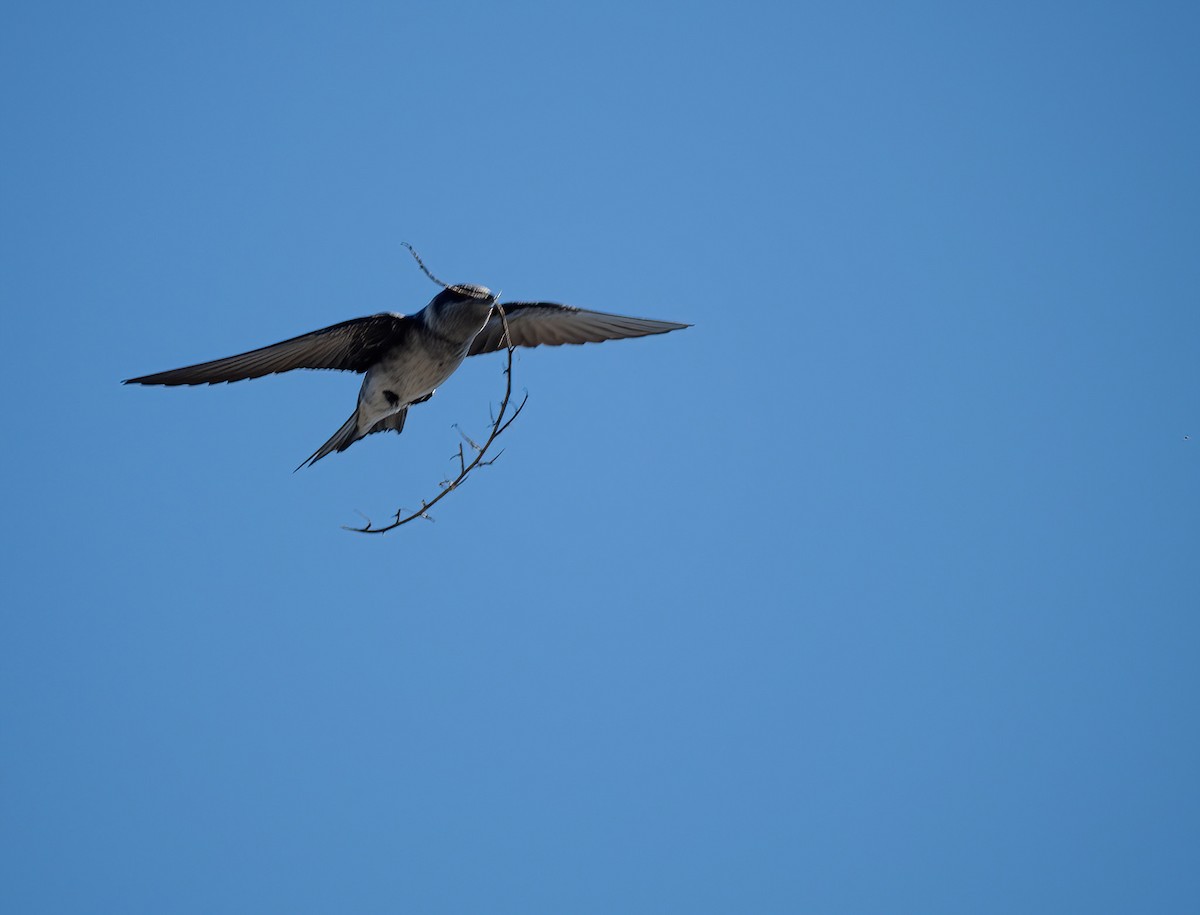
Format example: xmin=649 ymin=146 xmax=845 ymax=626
xmin=344 ymin=303 xmax=526 ymax=534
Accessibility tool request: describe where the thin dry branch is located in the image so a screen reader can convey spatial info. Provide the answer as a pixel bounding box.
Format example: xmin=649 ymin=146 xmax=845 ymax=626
xmin=344 ymin=304 xmax=527 ymax=534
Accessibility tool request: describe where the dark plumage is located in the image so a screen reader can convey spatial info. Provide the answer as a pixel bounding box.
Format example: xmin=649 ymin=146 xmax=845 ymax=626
xmin=125 ymin=284 xmax=688 ymax=468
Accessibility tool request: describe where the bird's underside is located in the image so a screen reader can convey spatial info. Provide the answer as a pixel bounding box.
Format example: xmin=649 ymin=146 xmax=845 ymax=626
xmin=125 ymin=297 xmax=689 ymax=468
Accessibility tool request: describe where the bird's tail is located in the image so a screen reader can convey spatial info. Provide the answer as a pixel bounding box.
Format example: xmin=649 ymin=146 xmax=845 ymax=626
xmin=296 ymin=412 xmax=361 ymax=471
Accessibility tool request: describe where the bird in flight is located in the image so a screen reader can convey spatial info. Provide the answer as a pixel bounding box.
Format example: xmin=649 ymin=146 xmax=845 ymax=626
xmin=125 ymin=283 xmax=688 ymax=469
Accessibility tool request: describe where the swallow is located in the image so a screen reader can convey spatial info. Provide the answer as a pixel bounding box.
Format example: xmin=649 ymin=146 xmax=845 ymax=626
xmin=124 ymin=284 xmax=689 ymax=468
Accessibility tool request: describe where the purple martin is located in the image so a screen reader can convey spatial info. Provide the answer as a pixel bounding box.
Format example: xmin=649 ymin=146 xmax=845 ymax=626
xmin=124 ymin=284 xmax=689 ymax=468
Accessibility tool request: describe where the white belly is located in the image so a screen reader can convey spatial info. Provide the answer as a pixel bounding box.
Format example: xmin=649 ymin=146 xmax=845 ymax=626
xmin=356 ymin=344 xmax=468 ymax=428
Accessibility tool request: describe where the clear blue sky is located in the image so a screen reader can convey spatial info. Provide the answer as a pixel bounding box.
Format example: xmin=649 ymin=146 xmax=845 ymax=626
xmin=2 ymin=1 xmax=1198 ymax=912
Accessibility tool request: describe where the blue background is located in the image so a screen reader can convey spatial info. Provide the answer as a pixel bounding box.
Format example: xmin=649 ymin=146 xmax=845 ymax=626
xmin=3 ymin=2 xmax=1198 ymax=912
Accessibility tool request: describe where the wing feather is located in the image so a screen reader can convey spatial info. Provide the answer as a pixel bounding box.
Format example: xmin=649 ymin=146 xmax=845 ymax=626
xmin=468 ymin=302 xmax=688 ymax=356
xmin=124 ymin=313 xmax=412 ymax=386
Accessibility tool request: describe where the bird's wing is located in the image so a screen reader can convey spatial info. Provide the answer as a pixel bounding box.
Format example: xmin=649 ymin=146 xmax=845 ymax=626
xmin=124 ymin=313 xmax=413 ymax=386
xmin=467 ymin=302 xmax=689 ymax=356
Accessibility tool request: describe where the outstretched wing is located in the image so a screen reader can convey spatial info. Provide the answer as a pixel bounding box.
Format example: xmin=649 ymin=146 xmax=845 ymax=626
xmin=124 ymin=313 xmax=413 ymax=386
xmin=467 ymin=302 xmax=689 ymax=356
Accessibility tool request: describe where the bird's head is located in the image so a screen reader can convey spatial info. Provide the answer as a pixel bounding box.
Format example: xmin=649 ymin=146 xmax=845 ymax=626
xmin=430 ymin=283 xmax=495 ymax=311
xmin=424 ymin=283 xmax=499 ymax=337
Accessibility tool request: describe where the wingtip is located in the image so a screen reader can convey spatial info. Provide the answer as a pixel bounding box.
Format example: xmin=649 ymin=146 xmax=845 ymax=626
xmin=122 ymin=373 xmax=165 ymax=386
xmin=648 ymin=320 xmax=691 ymax=335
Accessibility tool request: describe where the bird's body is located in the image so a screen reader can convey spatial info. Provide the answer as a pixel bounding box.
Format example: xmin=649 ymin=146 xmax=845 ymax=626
xmin=125 ymin=283 xmax=688 ymax=468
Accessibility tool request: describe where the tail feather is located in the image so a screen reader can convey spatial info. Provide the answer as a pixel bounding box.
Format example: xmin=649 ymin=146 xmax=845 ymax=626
xmin=365 ymin=407 xmax=408 ymax=437
xmin=296 ymin=412 xmax=361 ymax=471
